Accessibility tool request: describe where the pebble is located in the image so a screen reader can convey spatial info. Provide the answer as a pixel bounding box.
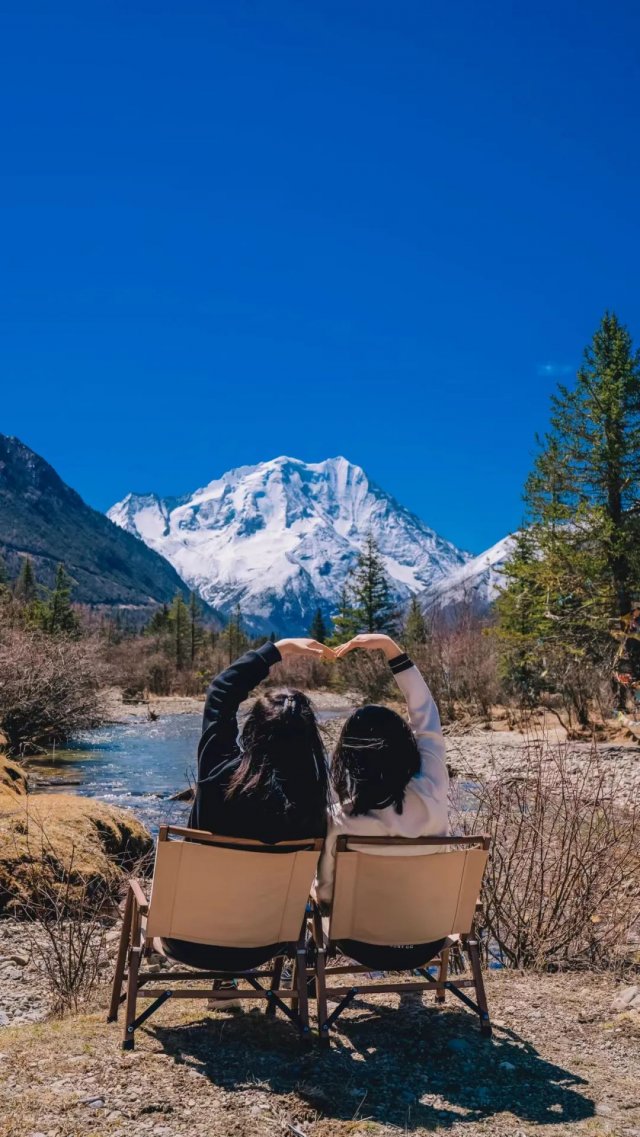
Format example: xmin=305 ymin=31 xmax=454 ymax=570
xmin=499 ymin=1060 xmax=516 ymax=1071
xmin=447 ymin=1038 xmax=471 ymax=1052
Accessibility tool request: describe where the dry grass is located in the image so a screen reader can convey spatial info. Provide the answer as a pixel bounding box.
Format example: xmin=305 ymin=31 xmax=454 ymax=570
xmin=0 ymin=970 xmax=638 ymax=1136
xmin=0 ymin=791 xmax=153 ymax=913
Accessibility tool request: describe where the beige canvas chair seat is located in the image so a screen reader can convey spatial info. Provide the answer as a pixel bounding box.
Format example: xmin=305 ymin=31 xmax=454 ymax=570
xmin=108 ymin=825 xmax=323 ymax=1049
xmin=311 ymin=834 xmax=492 ymax=1046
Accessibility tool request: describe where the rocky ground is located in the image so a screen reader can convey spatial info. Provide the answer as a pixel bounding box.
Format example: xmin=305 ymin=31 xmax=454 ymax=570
xmin=0 ymin=957 xmax=639 ymax=1137
xmin=444 ymin=730 xmax=640 ymax=810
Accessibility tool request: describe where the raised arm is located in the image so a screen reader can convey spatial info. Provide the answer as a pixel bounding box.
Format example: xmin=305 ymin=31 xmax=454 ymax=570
xmin=335 ymin=633 xmax=447 ymax=782
xmin=198 ymin=637 xmax=336 ymax=782
xmin=197 ymin=642 xmax=281 ymax=781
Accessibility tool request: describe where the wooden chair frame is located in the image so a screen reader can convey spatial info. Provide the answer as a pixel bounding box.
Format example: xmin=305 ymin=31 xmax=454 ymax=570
xmin=310 ymin=834 xmax=492 ymax=1047
xmin=108 ymin=825 xmax=323 ymax=1049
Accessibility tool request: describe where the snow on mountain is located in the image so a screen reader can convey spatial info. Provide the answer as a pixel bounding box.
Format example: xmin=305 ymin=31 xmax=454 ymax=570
xmin=107 ymin=456 xmax=471 ymax=634
xmin=420 ymin=533 xmax=516 ymax=615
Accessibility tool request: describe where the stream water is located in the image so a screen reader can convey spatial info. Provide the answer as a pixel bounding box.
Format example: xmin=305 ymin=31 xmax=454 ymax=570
xmin=29 ymin=708 xmax=345 ymax=833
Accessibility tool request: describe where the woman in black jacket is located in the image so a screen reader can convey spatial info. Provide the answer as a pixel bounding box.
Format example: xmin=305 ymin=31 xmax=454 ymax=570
xmin=163 ymin=637 xmax=333 ymax=974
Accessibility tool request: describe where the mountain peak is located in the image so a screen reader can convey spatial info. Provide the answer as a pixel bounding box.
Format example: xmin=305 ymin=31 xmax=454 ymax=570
xmin=108 ymin=456 xmax=470 ymax=634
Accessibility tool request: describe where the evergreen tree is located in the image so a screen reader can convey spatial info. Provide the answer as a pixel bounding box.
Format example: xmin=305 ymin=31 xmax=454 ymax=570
xmin=169 ymin=593 xmax=190 ymax=670
xmin=45 ymin=563 xmax=79 ymax=635
xmin=498 ymin=312 xmax=640 ymax=709
xmin=351 ymin=532 xmax=398 ymax=633
xmin=403 ymin=596 xmax=428 ymax=649
xmin=146 ymin=603 xmax=171 ymax=637
xmin=220 ymin=604 xmax=249 ymax=663
xmin=14 ymin=557 xmax=38 ymax=603
xmin=0 ymin=553 xmax=9 ymax=601
xmin=309 ymin=607 xmax=327 ymax=643
xmin=328 ymin=584 xmax=360 ymax=644
xmin=188 ymin=592 xmax=204 ymax=665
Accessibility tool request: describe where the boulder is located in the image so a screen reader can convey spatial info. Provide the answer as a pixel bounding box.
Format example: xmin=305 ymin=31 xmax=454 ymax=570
xmin=611 ymin=985 xmax=640 ymax=1013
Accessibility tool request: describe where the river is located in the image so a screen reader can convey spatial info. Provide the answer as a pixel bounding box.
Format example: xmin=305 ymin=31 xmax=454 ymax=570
xmin=29 ymin=707 xmax=346 ymax=833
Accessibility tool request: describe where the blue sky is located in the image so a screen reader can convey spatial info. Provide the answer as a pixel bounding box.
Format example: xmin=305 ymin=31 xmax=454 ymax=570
xmin=1 ymin=1 xmax=639 ymax=554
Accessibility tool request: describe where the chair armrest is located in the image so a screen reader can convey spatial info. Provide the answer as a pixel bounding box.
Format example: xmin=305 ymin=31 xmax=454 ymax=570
xmin=129 ymin=878 xmax=149 ymax=915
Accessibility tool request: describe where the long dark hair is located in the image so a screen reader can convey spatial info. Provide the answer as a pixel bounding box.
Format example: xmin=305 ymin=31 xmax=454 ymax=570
xmin=331 ymin=704 xmax=420 ymax=816
xmin=225 ymin=688 xmax=330 ymax=832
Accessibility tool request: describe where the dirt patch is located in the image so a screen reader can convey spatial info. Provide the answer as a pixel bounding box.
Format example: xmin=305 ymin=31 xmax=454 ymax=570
xmin=0 ymin=970 xmax=638 ymax=1136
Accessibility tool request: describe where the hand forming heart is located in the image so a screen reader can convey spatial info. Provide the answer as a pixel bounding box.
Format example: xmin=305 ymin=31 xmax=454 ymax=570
xmin=275 ymin=633 xmax=402 ymax=662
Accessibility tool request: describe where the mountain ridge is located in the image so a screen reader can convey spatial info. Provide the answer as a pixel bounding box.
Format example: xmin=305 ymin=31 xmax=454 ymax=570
xmin=0 ymin=434 xmax=201 ymax=611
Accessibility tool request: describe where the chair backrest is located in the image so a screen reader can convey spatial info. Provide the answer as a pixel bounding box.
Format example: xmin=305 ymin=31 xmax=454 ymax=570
xmin=145 ymin=826 xmax=323 ymax=948
xmin=328 ymin=835 xmax=490 ymax=944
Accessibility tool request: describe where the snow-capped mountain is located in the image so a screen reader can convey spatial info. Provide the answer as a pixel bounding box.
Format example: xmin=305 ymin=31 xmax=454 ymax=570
xmin=108 ymin=456 xmax=471 ymax=634
xmin=420 ymin=533 xmax=516 ymax=615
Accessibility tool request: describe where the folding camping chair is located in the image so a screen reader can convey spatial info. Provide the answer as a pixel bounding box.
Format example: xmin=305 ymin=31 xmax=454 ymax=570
xmin=108 ymin=825 xmax=323 ymax=1048
xmin=311 ymin=834 xmax=492 ymax=1046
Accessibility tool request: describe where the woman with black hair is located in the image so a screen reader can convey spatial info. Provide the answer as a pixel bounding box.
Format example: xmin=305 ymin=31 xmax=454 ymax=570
xmin=315 ymin=632 xmax=449 ymax=968
xmin=163 ymin=636 xmax=333 ymax=978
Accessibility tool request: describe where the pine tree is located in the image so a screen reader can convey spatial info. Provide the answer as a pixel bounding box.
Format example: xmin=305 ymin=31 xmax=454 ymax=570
xmin=169 ymin=593 xmax=190 ymax=670
xmin=146 ymin=603 xmax=171 ymax=637
xmin=309 ymin=607 xmax=327 ymax=643
xmin=351 ymin=532 xmax=398 ymax=633
xmin=403 ymin=596 xmax=428 ymax=649
xmin=220 ymin=604 xmax=249 ymax=663
xmin=46 ymin=563 xmax=79 ymax=635
xmin=0 ymin=553 xmax=9 ymax=600
xmin=498 ymin=311 xmax=640 ymax=709
xmin=14 ymin=557 xmax=38 ymax=603
xmin=328 ymin=584 xmax=360 ymax=644
xmin=188 ymin=592 xmax=204 ymax=666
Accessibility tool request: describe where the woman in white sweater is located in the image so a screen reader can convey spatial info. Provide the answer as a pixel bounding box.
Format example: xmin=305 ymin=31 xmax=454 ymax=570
xmin=315 ymin=632 xmax=450 ymax=967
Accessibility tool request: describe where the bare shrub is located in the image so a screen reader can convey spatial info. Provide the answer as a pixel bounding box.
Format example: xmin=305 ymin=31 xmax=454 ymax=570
xmin=17 ymin=853 xmax=111 ymax=1014
xmin=10 ymin=819 xmax=113 ymax=1013
xmin=4 ymin=810 xmax=154 ymax=1014
xmin=0 ymin=628 xmax=105 ymax=756
xmin=453 ymin=739 xmax=640 ymax=970
xmin=333 ymin=650 xmax=393 ymax=703
xmin=414 ymin=604 xmax=500 ymax=722
xmin=260 ymin=652 xmax=335 ymax=692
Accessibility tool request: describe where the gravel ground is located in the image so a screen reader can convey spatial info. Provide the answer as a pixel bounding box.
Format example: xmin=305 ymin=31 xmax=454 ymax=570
xmin=0 ymin=968 xmax=639 ymax=1137
xmin=444 ymin=730 xmax=640 ymax=809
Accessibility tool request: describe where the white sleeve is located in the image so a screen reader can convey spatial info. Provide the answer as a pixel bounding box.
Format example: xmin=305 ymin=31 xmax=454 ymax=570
xmin=392 ymin=661 xmax=449 ymax=826
xmin=314 ymin=823 xmax=338 ymax=908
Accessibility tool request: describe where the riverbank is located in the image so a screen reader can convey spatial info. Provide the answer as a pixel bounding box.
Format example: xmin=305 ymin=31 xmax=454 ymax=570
xmin=100 ymin=686 xmax=359 ymax=723
xmin=0 ymin=962 xmax=638 ymax=1137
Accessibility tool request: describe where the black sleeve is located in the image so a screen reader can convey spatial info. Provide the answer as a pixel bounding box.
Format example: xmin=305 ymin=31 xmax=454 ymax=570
xmin=197 ymin=641 xmax=281 ymax=783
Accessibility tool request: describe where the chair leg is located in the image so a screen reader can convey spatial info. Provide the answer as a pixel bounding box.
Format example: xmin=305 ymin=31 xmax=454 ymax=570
xmin=435 ymin=946 xmax=449 ymax=1005
xmin=107 ymin=889 xmax=133 ymax=1023
xmin=315 ymin=945 xmax=330 ymax=1048
xmin=467 ymin=937 xmax=492 ymax=1038
xmin=312 ymin=906 xmax=330 ymax=1048
xmin=294 ymin=942 xmax=310 ymax=1044
xmin=122 ymin=902 xmax=142 ymax=1050
xmin=123 ymin=945 xmax=141 ymax=1050
xmin=265 ymin=956 xmax=284 ymax=1017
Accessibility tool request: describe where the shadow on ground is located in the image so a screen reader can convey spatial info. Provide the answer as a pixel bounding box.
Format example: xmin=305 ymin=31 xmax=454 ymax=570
xmin=150 ymin=993 xmax=594 ymax=1131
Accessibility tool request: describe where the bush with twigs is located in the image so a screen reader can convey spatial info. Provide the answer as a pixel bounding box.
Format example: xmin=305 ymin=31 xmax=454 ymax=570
xmin=0 ymin=627 xmax=105 ymax=756
xmin=453 ymin=738 xmax=640 ymax=970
